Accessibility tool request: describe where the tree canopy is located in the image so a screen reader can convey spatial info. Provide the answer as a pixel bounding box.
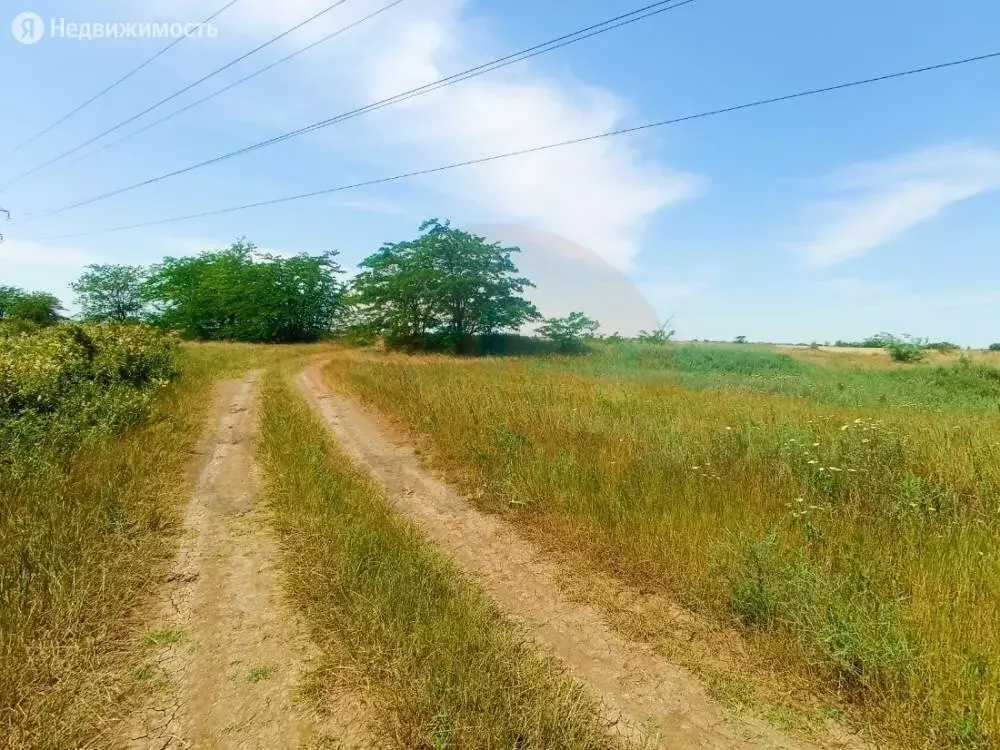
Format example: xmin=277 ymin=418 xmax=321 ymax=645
xmin=350 ymin=219 xmax=540 ymax=351
xmin=143 ymin=239 xmax=344 ymax=342
xmin=0 ymin=285 xmax=62 ymax=326
xmin=537 ymin=311 xmax=600 ymax=353
xmin=71 ymin=264 xmax=147 ymax=323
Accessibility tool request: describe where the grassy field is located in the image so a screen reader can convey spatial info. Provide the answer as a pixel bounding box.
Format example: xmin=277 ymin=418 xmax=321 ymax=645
xmin=257 ymin=370 xmax=612 ymax=747
xmin=326 ymin=342 xmax=1000 ymax=747
xmin=0 ymin=337 xmax=312 ymax=748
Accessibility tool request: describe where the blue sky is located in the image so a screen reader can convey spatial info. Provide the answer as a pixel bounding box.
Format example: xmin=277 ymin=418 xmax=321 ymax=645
xmin=1 ymin=0 xmax=998 ymax=344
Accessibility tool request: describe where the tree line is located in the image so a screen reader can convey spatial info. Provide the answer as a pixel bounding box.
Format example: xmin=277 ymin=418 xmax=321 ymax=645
xmin=1 ymin=219 xmax=604 ymax=351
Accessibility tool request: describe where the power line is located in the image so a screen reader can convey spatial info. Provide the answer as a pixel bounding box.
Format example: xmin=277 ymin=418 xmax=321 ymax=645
xmin=25 ymin=51 xmax=1000 ymax=243
xmin=20 ymin=0 xmax=411 ymax=185
xmin=5 ymin=0 xmax=356 ymax=185
xmin=14 ymin=0 xmax=699 ymax=224
xmin=2 ymin=0 xmax=244 ymax=158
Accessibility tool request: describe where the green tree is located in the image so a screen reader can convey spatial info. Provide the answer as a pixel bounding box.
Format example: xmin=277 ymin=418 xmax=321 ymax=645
xmin=0 ymin=285 xmax=62 ymax=326
xmin=351 ymin=219 xmax=540 ymax=351
xmin=0 ymin=286 xmax=23 ymax=319
xmin=143 ymin=239 xmax=344 ymax=342
xmin=537 ymin=311 xmax=600 ymax=353
xmin=71 ymin=264 xmax=148 ymax=323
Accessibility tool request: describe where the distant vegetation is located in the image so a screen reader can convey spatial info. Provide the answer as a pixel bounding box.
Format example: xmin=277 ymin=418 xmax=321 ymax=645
xmin=636 ymin=319 xmax=677 ymax=345
xmin=4 ymin=223 xmax=995 ymax=357
xmin=835 ymin=332 xmax=961 ymax=362
xmin=70 ymin=264 xmax=148 ymax=323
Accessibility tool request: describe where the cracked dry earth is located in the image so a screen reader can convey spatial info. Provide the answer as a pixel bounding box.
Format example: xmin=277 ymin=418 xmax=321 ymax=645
xmin=126 ymin=373 xmax=370 ymax=749
xmin=299 ymin=364 xmax=863 ymax=750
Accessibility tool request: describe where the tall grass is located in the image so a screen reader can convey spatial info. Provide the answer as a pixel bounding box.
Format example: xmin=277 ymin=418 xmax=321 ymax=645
xmin=326 ymin=345 xmax=1000 ymax=747
xmin=257 ymin=372 xmax=612 ymax=748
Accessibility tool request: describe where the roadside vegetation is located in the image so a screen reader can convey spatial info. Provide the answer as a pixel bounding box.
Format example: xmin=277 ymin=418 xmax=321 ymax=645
xmin=0 ymin=317 xmax=310 ymax=746
xmin=326 ymin=342 xmax=1000 ymax=747
xmin=0 ymin=323 xmax=184 ymax=746
xmin=257 ymin=371 xmax=611 ymax=748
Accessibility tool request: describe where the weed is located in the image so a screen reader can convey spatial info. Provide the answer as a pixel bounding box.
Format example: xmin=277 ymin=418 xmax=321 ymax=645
xmin=143 ymin=629 xmax=184 ymax=646
xmin=246 ymin=666 xmax=277 ymax=683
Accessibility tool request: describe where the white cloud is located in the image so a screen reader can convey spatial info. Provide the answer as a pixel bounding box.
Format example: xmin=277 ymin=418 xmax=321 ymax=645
xmin=128 ymin=0 xmax=703 ymax=270
xmin=797 ymin=144 xmax=1000 ymax=267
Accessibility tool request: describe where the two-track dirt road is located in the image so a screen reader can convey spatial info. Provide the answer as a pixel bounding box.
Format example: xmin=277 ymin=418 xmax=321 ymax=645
xmin=126 ymin=363 xmax=860 ymax=749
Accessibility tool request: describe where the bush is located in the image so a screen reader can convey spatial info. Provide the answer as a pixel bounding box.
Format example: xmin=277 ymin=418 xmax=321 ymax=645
xmin=989 ymin=343 xmax=1000 ymax=352
xmin=0 ymin=324 xmax=176 ymax=417
xmin=887 ymin=335 xmax=927 ymax=363
xmin=0 ymin=324 xmax=178 ymax=427
xmin=0 ymin=319 xmax=41 ymax=339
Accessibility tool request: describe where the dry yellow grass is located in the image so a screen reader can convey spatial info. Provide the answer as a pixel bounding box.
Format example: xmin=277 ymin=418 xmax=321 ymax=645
xmin=325 ymin=345 xmax=1000 ymax=747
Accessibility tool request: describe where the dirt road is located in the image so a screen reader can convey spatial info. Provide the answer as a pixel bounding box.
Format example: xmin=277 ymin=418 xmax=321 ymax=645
xmin=298 ymin=363 xmax=833 ymax=749
xmin=127 ymin=374 xmax=369 ymax=749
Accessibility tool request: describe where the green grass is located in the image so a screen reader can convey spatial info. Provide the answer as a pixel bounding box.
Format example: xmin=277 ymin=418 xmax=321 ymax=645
xmin=143 ymin=629 xmax=185 ymax=646
xmin=326 ymin=343 xmax=1000 ymax=747
xmin=246 ymin=665 xmax=277 ymax=683
xmin=553 ymin=341 xmax=1000 ymax=412
xmin=257 ymin=371 xmax=612 ymax=748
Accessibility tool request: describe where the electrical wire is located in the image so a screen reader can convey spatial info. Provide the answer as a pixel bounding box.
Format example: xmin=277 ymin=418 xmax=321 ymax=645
xmin=20 ymin=0 xmax=411 ymax=185
xmin=5 ymin=0 xmax=356 ymax=185
xmin=2 ymin=0 xmax=244 ymax=158
xmin=14 ymin=0 xmax=699 ymax=223
xmin=24 ymin=50 xmax=1000 ymax=242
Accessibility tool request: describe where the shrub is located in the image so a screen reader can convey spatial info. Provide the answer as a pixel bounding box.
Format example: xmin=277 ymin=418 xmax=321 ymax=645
xmin=0 ymin=324 xmax=177 ymax=452
xmin=887 ymin=335 xmax=927 ymax=363
xmin=989 ymin=343 xmax=1000 ymax=352
xmin=0 ymin=319 xmax=41 ymax=339
xmin=636 ymin=319 xmax=675 ymax=345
